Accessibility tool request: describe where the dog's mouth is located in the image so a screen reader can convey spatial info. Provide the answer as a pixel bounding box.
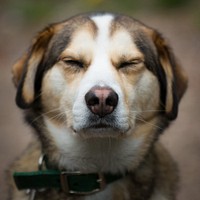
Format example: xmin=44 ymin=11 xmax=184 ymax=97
xmin=73 ymin=123 xmax=117 ymax=132
xmin=72 ymin=112 xmax=130 ymax=138
xmin=72 ymin=121 xmax=130 ymax=138
xmin=90 ymin=123 xmax=111 ymax=129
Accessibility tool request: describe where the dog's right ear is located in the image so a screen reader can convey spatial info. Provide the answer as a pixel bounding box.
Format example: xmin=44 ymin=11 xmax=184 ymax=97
xmin=12 ymin=26 xmax=54 ymax=109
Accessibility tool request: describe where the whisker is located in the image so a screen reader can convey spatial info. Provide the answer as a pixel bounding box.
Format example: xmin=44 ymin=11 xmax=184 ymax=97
xmin=30 ymin=108 xmax=63 ymax=125
xmin=47 ymin=112 xmax=66 ymax=122
xmin=30 ymin=114 xmax=44 ymax=125
xmin=136 ymin=115 xmax=163 ymax=130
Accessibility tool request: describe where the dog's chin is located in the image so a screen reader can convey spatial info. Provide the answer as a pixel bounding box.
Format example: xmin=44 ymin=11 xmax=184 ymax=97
xmin=73 ymin=125 xmax=130 ymax=139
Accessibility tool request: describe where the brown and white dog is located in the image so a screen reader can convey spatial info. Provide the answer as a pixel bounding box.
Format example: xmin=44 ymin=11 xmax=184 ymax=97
xmin=10 ymin=12 xmax=187 ymax=200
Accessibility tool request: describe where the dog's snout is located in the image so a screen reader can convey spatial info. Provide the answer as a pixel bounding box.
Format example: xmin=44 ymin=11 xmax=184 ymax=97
xmin=85 ymin=86 xmax=118 ymax=117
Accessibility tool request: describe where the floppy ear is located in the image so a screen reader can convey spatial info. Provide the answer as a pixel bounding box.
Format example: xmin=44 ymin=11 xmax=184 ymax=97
xmin=153 ymin=32 xmax=188 ymax=120
xmin=12 ymin=26 xmax=54 ymax=109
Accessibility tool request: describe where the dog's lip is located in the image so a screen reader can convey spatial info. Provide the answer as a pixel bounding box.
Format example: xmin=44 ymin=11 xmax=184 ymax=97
xmin=72 ymin=123 xmax=131 ymax=135
xmin=73 ymin=123 xmax=114 ymax=132
xmin=72 ymin=123 xmax=117 ymax=133
xmin=90 ymin=123 xmax=111 ymax=129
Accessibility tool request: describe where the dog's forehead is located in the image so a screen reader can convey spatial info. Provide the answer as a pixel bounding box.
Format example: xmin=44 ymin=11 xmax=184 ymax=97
xmin=60 ymin=14 xmax=146 ymax=59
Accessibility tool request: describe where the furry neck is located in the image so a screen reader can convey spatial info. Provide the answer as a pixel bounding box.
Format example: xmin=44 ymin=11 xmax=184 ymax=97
xmin=43 ymin=118 xmax=155 ymax=174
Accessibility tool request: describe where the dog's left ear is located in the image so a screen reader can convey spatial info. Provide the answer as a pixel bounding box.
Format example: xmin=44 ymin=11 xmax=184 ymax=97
xmin=153 ymin=31 xmax=188 ymax=120
xmin=12 ymin=26 xmax=54 ymax=109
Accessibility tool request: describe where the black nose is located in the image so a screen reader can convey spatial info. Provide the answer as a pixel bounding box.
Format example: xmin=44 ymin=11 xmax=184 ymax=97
xmin=85 ymin=86 xmax=118 ymax=117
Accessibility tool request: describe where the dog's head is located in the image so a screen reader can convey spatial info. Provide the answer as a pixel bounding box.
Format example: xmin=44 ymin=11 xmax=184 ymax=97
xmin=12 ymin=13 xmax=187 ymax=139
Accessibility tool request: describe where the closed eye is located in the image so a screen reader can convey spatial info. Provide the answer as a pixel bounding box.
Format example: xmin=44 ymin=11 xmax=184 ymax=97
xmin=119 ymin=59 xmax=143 ymax=69
xmin=63 ymin=59 xmax=84 ymax=68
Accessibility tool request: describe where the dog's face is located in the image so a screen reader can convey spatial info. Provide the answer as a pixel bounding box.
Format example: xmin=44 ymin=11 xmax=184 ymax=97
xmin=13 ymin=13 xmax=187 ymax=141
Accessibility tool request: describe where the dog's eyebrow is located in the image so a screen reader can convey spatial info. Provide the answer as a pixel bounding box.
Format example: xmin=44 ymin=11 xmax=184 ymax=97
xmin=59 ymin=50 xmax=80 ymax=60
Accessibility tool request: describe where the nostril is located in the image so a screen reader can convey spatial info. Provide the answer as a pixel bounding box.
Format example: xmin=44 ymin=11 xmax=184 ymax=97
xmin=106 ymin=92 xmax=118 ymax=107
xmin=85 ymin=92 xmax=99 ymax=106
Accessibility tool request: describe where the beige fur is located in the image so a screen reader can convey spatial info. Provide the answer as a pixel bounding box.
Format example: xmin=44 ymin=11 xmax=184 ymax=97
xmin=9 ymin=12 xmax=187 ymax=200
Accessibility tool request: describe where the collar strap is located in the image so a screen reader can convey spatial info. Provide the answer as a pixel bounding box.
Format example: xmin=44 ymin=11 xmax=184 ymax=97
xmin=13 ymin=170 xmax=126 ymax=195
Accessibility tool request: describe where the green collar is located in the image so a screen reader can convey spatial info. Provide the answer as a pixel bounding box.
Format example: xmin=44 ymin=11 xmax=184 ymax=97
xmin=13 ymin=155 xmax=127 ymax=195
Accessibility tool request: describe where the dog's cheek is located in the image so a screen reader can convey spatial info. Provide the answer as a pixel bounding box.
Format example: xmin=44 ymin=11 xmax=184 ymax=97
xmin=41 ymin=66 xmax=67 ymax=122
xmin=131 ymin=70 xmax=160 ymax=120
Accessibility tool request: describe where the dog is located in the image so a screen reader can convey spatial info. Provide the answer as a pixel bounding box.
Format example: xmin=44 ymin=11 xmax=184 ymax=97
xmin=9 ymin=12 xmax=188 ymax=200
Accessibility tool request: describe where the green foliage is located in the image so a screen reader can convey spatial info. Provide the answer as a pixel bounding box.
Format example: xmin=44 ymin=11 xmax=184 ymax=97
xmin=4 ymin=0 xmax=196 ymax=24
xmin=155 ymin=0 xmax=189 ymax=8
xmin=6 ymin=0 xmax=58 ymax=23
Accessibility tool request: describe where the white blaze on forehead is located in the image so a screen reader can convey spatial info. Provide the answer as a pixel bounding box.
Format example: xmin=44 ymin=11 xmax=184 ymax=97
xmin=84 ymin=14 xmax=116 ymax=86
xmin=91 ymin=14 xmax=114 ymax=50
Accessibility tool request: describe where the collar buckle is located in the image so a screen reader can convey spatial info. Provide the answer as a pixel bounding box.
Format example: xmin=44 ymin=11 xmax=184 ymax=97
xmin=60 ymin=171 xmax=106 ymax=195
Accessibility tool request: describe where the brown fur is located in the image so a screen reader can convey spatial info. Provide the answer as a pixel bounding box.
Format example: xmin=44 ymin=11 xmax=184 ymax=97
xmin=9 ymin=12 xmax=187 ymax=200
xmin=8 ymin=143 xmax=178 ymax=200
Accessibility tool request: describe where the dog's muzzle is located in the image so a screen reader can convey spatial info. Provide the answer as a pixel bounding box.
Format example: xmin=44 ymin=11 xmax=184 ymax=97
xmin=73 ymin=85 xmax=130 ymax=136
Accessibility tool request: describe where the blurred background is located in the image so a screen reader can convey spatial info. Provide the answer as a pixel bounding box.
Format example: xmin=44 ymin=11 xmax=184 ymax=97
xmin=0 ymin=0 xmax=200 ymax=199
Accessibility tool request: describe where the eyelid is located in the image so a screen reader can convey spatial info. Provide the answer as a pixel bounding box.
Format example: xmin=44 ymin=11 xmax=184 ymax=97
xmin=129 ymin=57 xmax=144 ymax=63
xmin=118 ymin=58 xmax=144 ymax=68
xmin=60 ymin=56 xmax=79 ymax=61
xmin=60 ymin=57 xmax=84 ymax=68
xmin=131 ymin=58 xmax=144 ymax=64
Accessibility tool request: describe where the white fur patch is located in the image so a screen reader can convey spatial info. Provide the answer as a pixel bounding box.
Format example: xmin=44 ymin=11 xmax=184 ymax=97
xmin=45 ymin=117 xmax=143 ymax=173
